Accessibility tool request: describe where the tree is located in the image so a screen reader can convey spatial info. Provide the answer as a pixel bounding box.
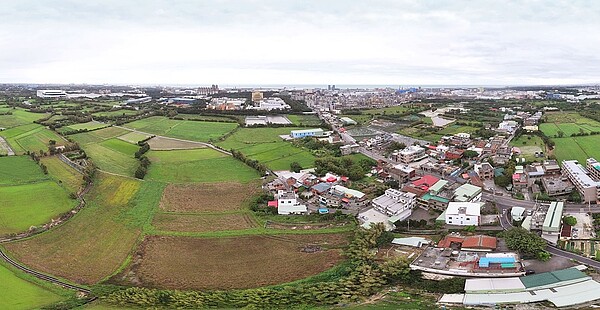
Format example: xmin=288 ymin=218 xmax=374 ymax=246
xmin=463 ymin=150 xmax=479 ymax=159
xmin=563 ymin=216 xmax=577 ymax=226
xmin=557 ymin=130 xmax=565 ymax=138
xmin=494 ymin=175 xmax=510 ymax=188
xmin=501 ymin=228 xmax=550 ymax=260
xmin=290 ymin=161 xmax=302 ymax=173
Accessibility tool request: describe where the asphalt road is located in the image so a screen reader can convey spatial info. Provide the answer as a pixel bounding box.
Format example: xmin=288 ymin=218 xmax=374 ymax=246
xmin=546 ymin=246 xmax=600 ymax=270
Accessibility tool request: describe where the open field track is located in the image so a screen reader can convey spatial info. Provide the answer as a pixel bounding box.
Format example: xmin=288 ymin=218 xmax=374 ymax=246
xmin=152 ymin=213 xmax=257 ymax=233
xmin=159 ymin=182 xmax=261 ymax=212
xmin=109 ymin=234 xmax=346 ymax=290
xmin=4 ymin=173 xmax=164 ymax=284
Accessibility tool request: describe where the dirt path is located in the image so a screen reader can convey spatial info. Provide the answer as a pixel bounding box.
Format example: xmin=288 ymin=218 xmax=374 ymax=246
xmin=0 ymin=136 xmax=15 ymax=155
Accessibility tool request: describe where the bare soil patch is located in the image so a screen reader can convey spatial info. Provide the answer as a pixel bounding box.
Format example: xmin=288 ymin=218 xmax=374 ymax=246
xmin=152 ymin=213 xmax=256 ymax=232
xmin=146 ymin=136 xmax=206 ymax=150
xmin=110 ymin=234 xmax=347 ymax=290
xmin=160 ymin=182 xmax=260 ymax=213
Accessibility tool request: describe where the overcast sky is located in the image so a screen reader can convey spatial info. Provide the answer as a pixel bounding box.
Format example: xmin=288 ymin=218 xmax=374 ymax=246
xmin=1 ymin=0 xmax=599 ymax=86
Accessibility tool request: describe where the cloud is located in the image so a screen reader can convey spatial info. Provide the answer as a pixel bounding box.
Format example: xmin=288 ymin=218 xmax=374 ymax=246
xmin=0 ymin=0 xmax=599 ymax=85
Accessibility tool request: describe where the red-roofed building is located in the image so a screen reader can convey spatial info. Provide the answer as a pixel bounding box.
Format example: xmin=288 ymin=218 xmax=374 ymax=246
xmin=412 ymin=175 xmax=440 ymax=191
xmin=437 ymin=236 xmax=465 ymax=248
xmin=268 ymin=200 xmax=278 ymax=207
xmin=401 ymin=185 xmax=427 ymax=197
xmin=462 ymin=235 xmax=497 ymax=251
xmin=445 ymin=149 xmax=465 ymax=160
xmin=437 ymin=234 xmax=497 ymax=252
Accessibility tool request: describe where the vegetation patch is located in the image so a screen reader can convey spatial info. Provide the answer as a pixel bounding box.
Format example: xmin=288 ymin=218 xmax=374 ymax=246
xmin=117 ymin=131 xmax=152 ymax=144
xmin=124 ymin=116 xmax=238 ymax=142
xmin=0 ymin=156 xmax=48 ymax=185
xmin=40 ymin=156 xmax=83 ymax=193
xmin=152 ymin=213 xmax=256 ymax=233
xmin=145 ymin=136 xmax=206 ymax=150
xmin=159 ymin=182 xmax=260 ymax=212
xmin=109 ymin=234 xmax=346 ymax=290
xmin=4 ymin=173 xmax=164 ymax=284
xmin=70 ymin=127 xmax=130 ymax=145
xmin=145 ymin=149 xmax=259 ymax=183
xmin=0 ymin=262 xmax=66 ymax=310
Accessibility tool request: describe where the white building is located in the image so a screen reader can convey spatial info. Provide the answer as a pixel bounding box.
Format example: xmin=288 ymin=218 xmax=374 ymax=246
xmin=445 ymin=202 xmax=481 ymax=226
xmin=276 ymin=191 xmax=307 ymax=215
xmin=372 ymin=189 xmax=416 ymax=221
xmin=36 ymin=90 xmax=67 ymax=99
xmin=497 ymin=120 xmax=519 ymax=133
xmin=395 ymin=145 xmax=427 ymax=164
xmin=251 ymin=97 xmax=291 ymax=111
xmin=562 ymin=160 xmax=600 ymax=203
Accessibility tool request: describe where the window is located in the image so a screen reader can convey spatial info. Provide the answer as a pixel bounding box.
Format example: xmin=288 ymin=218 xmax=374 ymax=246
xmin=448 ymin=217 xmax=452 ymax=219
xmin=466 ymin=217 xmax=470 ymax=220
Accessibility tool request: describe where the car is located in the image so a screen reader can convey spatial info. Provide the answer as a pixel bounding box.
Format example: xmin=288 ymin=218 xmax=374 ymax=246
xmin=525 ymin=270 xmax=536 ymax=275
xmin=527 ymin=210 xmax=533 ymax=216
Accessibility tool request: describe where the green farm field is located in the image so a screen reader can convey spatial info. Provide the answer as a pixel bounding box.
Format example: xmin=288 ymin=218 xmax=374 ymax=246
xmin=216 ymin=127 xmax=316 ymax=170
xmin=5 ymin=173 xmax=164 ymax=284
xmin=0 ymin=124 xmax=65 ymax=154
xmin=70 ymin=126 xmax=130 ymax=145
xmin=124 ymin=116 xmax=238 ymax=142
xmin=538 ymin=112 xmax=600 ymax=163
xmin=552 ymin=136 xmax=600 ymax=164
xmin=81 ymin=139 xmax=139 ymax=176
xmin=146 ymin=148 xmax=260 ymax=183
xmin=0 ymin=109 xmax=47 ymax=129
xmin=287 ymin=114 xmax=322 ymax=126
xmin=0 ymin=262 xmax=66 ymax=310
xmin=117 ymin=131 xmax=152 ymax=144
xmin=61 ymin=121 xmax=108 ymax=133
xmin=0 ymin=156 xmax=76 ymax=235
xmin=540 ymin=112 xmax=600 ymax=137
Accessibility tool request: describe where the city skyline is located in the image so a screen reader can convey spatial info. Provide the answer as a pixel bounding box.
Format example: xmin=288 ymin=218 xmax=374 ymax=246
xmin=1 ymin=0 xmax=600 ymax=85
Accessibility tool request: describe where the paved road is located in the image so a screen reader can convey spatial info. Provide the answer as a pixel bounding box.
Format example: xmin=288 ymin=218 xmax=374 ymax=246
xmin=547 ymin=246 xmax=600 ymax=270
xmin=0 ymin=136 xmax=15 ymax=155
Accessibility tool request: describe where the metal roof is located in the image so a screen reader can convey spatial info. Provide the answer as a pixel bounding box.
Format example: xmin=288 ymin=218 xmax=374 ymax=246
xmin=520 ymin=268 xmax=586 ymax=289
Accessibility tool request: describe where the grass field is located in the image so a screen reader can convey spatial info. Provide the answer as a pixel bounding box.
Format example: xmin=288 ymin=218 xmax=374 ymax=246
xmin=40 ymin=156 xmax=83 ymax=194
xmin=0 ymin=124 xmax=65 ymax=154
xmin=5 ymin=173 xmax=164 ymax=284
xmin=0 ymin=156 xmax=76 ymax=235
xmin=0 ymin=156 xmax=48 ymax=185
xmin=540 ymin=112 xmax=600 ymax=137
xmin=145 ymin=136 xmax=205 ymax=150
xmin=0 ymin=181 xmax=77 ymax=235
xmin=70 ymin=127 xmax=130 ymax=145
xmin=146 ymin=149 xmax=260 ymax=183
xmin=159 ymin=182 xmax=259 ymax=213
xmin=0 ymin=262 xmax=65 ymax=310
xmin=438 ymin=124 xmax=479 ymax=135
xmin=287 ymin=114 xmax=322 ymax=126
xmin=397 ymin=126 xmax=442 ymax=142
xmin=177 ymin=114 xmax=239 ymax=122
xmin=216 ymin=127 xmax=316 ymax=170
xmin=79 ymin=138 xmax=139 ymax=176
xmin=553 ymin=136 xmax=600 ymax=164
xmin=117 ymin=131 xmax=151 ymax=144
xmin=0 ymin=109 xmax=47 ymax=129
xmin=110 ymin=234 xmax=345 ymax=290
xmin=61 ymin=121 xmax=109 ymax=132
xmin=510 ymin=134 xmax=546 ymax=161
xmin=124 ymin=116 xmax=238 ymax=142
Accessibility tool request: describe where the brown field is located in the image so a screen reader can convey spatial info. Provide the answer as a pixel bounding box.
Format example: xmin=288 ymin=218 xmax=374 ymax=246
xmin=152 ymin=213 xmax=256 ymax=232
xmin=160 ymin=182 xmax=260 ymax=212
xmin=147 ymin=136 xmax=206 ymax=150
xmin=111 ymin=234 xmax=347 ymax=290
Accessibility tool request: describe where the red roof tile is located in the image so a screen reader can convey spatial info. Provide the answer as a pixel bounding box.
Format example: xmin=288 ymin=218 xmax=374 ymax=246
xmin=412 ymin=175 xmax=440 ymax=191
xmin=462 ymin=235 xmax=497 ymax=249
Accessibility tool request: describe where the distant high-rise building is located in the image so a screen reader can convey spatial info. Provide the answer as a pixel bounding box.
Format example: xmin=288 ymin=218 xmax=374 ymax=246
xmin=197 ymin=84 xmax=219 ymax=95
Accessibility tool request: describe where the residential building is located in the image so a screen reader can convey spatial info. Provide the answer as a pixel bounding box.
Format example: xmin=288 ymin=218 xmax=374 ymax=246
xmin=543 ymin=160 xmax=561 ymax=175
xmin=372 ymin=189 xmax=416 ymax=221
xmin=393 ymin=145 xmax=427 ymax=164
xmin=541 ymin=177 xmax=575 ymax=197
xmin=445 ymin=202 xmax=481 ymax=226
xmin=340 ymin=144 xmax=360 ymax=155
xmin=385 ymin=164 xmax=416 ymax=183
xmin=562 ymin=160 xmax=600 ymax=203
xmin=474 ymin=163 xmax=494 ymax=180
xmin=525 ymin=164 xmax=545 ymax=186
xmin=511 ymin=207 xmax=526 ymax=222
xmin=587 ymin=158 xmax=600 ymax=180
xmin=290 ymin=128 xmax=325 ymax=139
xmin=276 ymin=191 xmax=307 ymax=215
xmin=453 ymin=184 xmax=483 ymax=202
